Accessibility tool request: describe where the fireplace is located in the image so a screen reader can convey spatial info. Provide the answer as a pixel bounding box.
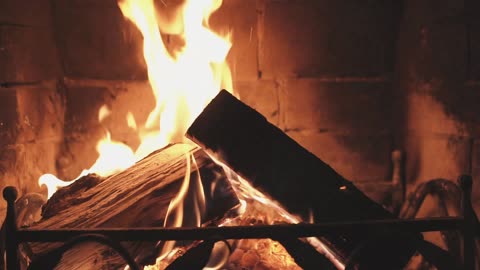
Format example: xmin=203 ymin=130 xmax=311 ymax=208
xmin=1 ymin=0 xmax=480 ymax=269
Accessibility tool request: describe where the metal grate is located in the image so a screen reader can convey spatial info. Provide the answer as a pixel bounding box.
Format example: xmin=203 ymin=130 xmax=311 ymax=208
xmin=2 ymin=175 xmax=478 ymax=270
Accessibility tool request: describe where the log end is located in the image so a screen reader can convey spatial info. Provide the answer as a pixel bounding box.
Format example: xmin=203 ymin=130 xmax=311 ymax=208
xmin=41 ymin=174 xmax=103 ymax=219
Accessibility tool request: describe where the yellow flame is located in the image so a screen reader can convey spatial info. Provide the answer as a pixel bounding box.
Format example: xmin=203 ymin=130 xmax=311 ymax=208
xmin=38 ymin=130 xmax=136 ymax=198
xmin=98 ymin=105 xmax=111 ymax=122
xmin=39 ymin=106 xmax=136 ymax=198
xmin=119 ymin=0 xmax=233 ymax=152
xmin=127 ymin=111 xmax=137 ymax=129
xmin=89 ymin=131 xmax=136 ymax=177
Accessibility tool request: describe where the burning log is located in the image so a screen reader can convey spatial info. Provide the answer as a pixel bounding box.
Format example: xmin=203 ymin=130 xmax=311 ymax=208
xmin=28 ymin=143 xmax=239 ymax=269
xmin=186 ymin=90 xmax=422 ymax=269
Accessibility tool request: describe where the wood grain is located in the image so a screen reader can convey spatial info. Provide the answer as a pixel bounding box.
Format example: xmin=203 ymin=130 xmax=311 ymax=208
xmin=28 ymin=143 xmax=238 ymax=269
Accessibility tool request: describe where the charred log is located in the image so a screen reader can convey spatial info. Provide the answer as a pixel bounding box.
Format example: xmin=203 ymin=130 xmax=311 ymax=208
xmin=28 ymin=143 xmax=239 ymax=269
xmin=186 ymin=90 xmax=421 ymax=269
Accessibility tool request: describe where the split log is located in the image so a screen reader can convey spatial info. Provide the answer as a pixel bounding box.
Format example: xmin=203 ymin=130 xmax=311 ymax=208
xmin=186 ymin=90 xmax=422 ymax=269
xmin=28 ymin=143 xmax=239 ymax=269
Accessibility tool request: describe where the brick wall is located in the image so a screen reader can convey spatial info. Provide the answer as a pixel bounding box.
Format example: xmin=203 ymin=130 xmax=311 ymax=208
xmin=1 ymin=0 xmax=479 ymax=219
xmin=395 ymin=0 xmax=480 ymax=210
xmin=0 ymin=0 xmax=63 ymax=216
xmin=233 ymin=0 xmax=402 ymax=208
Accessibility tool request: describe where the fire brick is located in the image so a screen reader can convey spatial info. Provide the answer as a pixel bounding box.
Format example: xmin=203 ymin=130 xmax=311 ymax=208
xmin=402 ymin=80 xmax=480 ymax=141
xmin=235 ymin=80 xmax=279 ymax=126
xmin=0 ymin=142 xmax=61 ymax=207
xmin=0 ymin=87 xmax=18 ymax=146
xmin=60 ymin=80 xmax=154 ymax=179
xmin=406 ymin=91 xmax=469 ymax=136
xmin=0 ymin=84 xmax=63 ymax=213
xmin=210 ymin=0 xmax=258 ymax=81
xmin=404 ymin=133 xmax=472 ymax=189
xmin=61 ymin=84 xmax=112 ymax=177
xmin=64 ymin=85 xmax=111 ymax=133
xmin=0 ymin=26 xmax=60 ymax=83
xmin=63 ymin=80 xmax=154 ymax=138
xmin=354 ymin=181 xmax=401 ymax=210
xmin=52 ymin=1 xmax=147 ymax=80
xmin=260 ymin=0 xmax=396 ymax=78
xmin=280 ymin=79 xmax=392 ymax=132
xmin=397 ymin=22 xmax=466 ymax=82
xmin=287 ymin=130 xmax=393 ymax=183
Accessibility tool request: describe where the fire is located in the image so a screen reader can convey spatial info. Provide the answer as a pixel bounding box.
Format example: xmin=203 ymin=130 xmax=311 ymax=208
xmin=222 ymin=168 xmax=345 ymax=269
xmin=39 ymin=0 xmax=233 ymax=197
xmin=118 ymin=0 xmax=232 ymax=157
xmin=117 ymin=0 xmax=234 ymax=267
xmin=39 ymin=105 xmax=136 ymax=197
xmin=40 ymin=0 xmax=234 ymax=267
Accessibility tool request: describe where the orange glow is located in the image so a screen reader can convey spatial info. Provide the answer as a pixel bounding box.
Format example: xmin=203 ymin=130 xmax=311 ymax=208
xmin=156 ymin=153 xmax=207 ymax=261
xmin=38 ymin=174 xmax=73 ymax=199
xmin=117 ymin=0 xmax=233 ymax=267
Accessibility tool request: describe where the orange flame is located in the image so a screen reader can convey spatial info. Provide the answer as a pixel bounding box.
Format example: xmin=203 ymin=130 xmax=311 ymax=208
xmin=39 ymin=105 xmax=136 ymax=197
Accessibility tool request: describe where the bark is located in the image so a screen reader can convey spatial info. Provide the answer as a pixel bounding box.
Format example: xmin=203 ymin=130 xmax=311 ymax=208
xmin=186 ymin=90 xmax=421 ymax=269
xmin=28 ymin=143 xmax=239 ymax=269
